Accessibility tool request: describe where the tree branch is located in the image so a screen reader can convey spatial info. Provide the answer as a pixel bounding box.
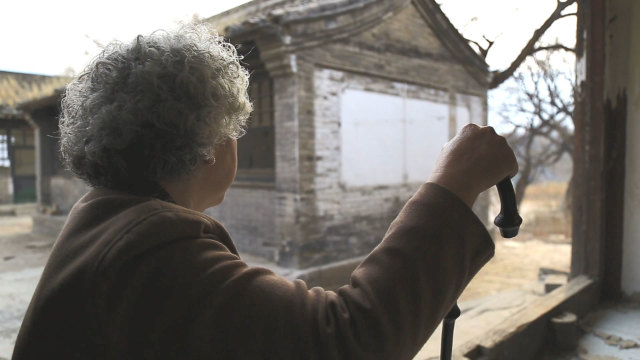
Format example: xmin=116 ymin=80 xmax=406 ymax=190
xmin=533 ymin=44 xmax=576 ymax=53
xmin=488 ymin=0 xmax=577 ymax=89
xmin=498 ymin=49 xmax=575 ymax=204
xmin=558 ymin=12 xmax=578 ymax=19
xmin=468 ymin=39 xmax=487 ymax=58
xmin=467 ymin=36 xmax=495 ymax=59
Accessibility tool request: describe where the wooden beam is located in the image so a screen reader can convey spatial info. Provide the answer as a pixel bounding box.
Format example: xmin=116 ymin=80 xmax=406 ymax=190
xmin=461 ymin=276 xmax=597 ymax=359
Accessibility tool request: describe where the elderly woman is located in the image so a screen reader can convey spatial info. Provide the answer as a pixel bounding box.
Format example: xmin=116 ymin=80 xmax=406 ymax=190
xmin=13 ymin=24 xmax=516 ymax=359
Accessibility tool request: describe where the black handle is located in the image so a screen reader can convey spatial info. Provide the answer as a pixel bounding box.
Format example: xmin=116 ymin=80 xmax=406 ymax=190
xmin=440 ymin=178 xmax=522 ymax=360
xmin=493 ymin=177 xmax=523 ymax=238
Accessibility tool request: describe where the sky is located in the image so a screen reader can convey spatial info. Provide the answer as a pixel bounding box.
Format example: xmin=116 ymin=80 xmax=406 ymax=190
xmin=439 ymin=0 xmax=576 ymax=70
xmin=1 ymin=0 xmax=251 ymax=76
xmin=1 ymin=0 xmax=576 ymax=76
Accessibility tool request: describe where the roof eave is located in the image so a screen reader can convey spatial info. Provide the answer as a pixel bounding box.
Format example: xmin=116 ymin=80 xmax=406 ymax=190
xmin=412 ymin=0 xmax=490 ymax=87
xmin=207 ymin=0 xmax=489 ymax=87
xmin=220 ymin=0 xmax=409 ymax=52
xmin=17 ymin=88 xmax=64 ymax=113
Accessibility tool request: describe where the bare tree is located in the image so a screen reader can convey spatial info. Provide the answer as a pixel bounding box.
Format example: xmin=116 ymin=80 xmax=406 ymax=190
xmin=455 ymin=0 xmax=578 ymax=206
xmin=465 ymin=0 xmax=578 ymax=89
xmin=498 ymin=53 xmax=575 ymax=206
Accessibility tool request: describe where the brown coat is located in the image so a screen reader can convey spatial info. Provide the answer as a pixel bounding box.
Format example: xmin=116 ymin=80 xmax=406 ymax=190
xmin=12 ymin=183 xmax=493 ymax=359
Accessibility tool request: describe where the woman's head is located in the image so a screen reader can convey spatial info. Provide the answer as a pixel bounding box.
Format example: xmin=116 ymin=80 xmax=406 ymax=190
xmin=59 ymin=23 xmax=252 ymax=192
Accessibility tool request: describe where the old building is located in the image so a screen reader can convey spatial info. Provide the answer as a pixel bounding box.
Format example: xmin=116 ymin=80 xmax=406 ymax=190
xmin=0 ymin=72 xmax=69 ymax=205
xmin=204 ymin=0 xmax=489 ymax=269
xmin=0 ymin=74 xmax=92 ymax=234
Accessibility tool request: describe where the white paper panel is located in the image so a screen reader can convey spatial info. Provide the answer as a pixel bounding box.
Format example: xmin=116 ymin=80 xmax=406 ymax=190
xmin=340 ymin=89 xmax=450 ymax=186
xmin=340 ymin=90 xmax=404 ymax=185
xmin=405 ymin=99 xmax=449 ymax=182
xmin=456 ymin=105 xmax=471 ymax=134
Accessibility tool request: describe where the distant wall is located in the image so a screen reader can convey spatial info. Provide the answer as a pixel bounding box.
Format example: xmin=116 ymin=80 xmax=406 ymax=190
xmin=306 ymin=68 xmax=486 ymax=266
xmin=205 ymin=184 xmax=278 ymax=261
xmin=50 ymin=175 xmax=91 ymax=213
xmin=339 ymin=88 xmax=449 ymax=186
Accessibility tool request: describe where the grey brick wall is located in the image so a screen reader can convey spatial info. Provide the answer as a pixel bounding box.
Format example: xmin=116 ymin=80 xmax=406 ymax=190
xmin=50 ymin=175 xmax=91 ymax=213
xmin=301 ymin=67 xmax=487 ymax=267
xmin=206 ymin=183 xmax=278 ymax=261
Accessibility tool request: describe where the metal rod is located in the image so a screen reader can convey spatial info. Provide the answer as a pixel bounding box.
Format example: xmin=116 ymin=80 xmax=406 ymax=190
xmin=440 ymin=304 xmax=461 ymax=360
xmin=439 ymin=178 xmax=522 ymax=359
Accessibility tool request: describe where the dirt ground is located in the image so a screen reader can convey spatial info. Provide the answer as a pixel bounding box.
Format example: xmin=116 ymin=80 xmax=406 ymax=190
xmin=460 ymin=238 xmax=570 ymax=302
xmin=460 ymin=182 xmax=572 ymax=302
xmin=0 ymin=182 xmax=572 ymax=358
xmin=0 ymin=215 xmax=55 ymax=359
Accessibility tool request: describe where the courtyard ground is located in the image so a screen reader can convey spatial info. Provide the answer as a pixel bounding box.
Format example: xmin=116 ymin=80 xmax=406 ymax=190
xmin=0 ymin=215 xmax=54 ymax=359
xmin=0 ymin=182 xmax=572 ymax=359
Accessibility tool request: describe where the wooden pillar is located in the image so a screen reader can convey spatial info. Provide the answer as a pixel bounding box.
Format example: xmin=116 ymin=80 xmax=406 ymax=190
xmin=571 ymin=0 xmax=628 ymax=301
xmin=27 ymin=105 xmax=59 ymax=207
xmin=263 ymin=49 xmax=304 ymax=268
xmin=571 ymin=0 xmax=606 ymax=280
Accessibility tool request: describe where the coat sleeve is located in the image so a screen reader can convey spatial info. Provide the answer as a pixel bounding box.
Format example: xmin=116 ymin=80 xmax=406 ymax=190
xmin=100 ymin=183 xmax=494 ymax=360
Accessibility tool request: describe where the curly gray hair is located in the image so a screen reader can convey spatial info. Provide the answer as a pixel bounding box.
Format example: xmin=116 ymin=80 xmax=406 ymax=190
xmin=59 ymin=23 xmax=252 ymax=191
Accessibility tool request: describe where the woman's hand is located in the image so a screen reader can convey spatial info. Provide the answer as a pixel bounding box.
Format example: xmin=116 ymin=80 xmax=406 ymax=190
xmin=428 ymin=124 xmax=518 ymax=208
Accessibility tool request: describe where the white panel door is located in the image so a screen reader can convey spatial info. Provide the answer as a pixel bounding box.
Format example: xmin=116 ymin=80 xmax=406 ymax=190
xmin=340 ymin=89 xmax=404 ymax=186
xmin=405 ymin=99 xmax=449 ymax=183
xmin=456 ymin=105 xmax=471 ymax=134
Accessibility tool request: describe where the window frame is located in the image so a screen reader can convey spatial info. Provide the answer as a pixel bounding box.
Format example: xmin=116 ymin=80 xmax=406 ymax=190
xmin=458 ymin=1 xmax=624 ymax=358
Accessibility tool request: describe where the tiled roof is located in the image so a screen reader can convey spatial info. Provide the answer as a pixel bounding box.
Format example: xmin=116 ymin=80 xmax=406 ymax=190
xmin=208 ymin=0 xmax=376 ymax=36
xmin=205 ymin=0 xmax=488 ymax=83
xmin=0 ymin=71 xmax=70 ymax=108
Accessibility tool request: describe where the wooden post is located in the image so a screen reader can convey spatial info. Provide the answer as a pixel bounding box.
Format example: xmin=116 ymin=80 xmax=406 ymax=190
xmin=570 ymin=0 xmax=606 ymax=282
